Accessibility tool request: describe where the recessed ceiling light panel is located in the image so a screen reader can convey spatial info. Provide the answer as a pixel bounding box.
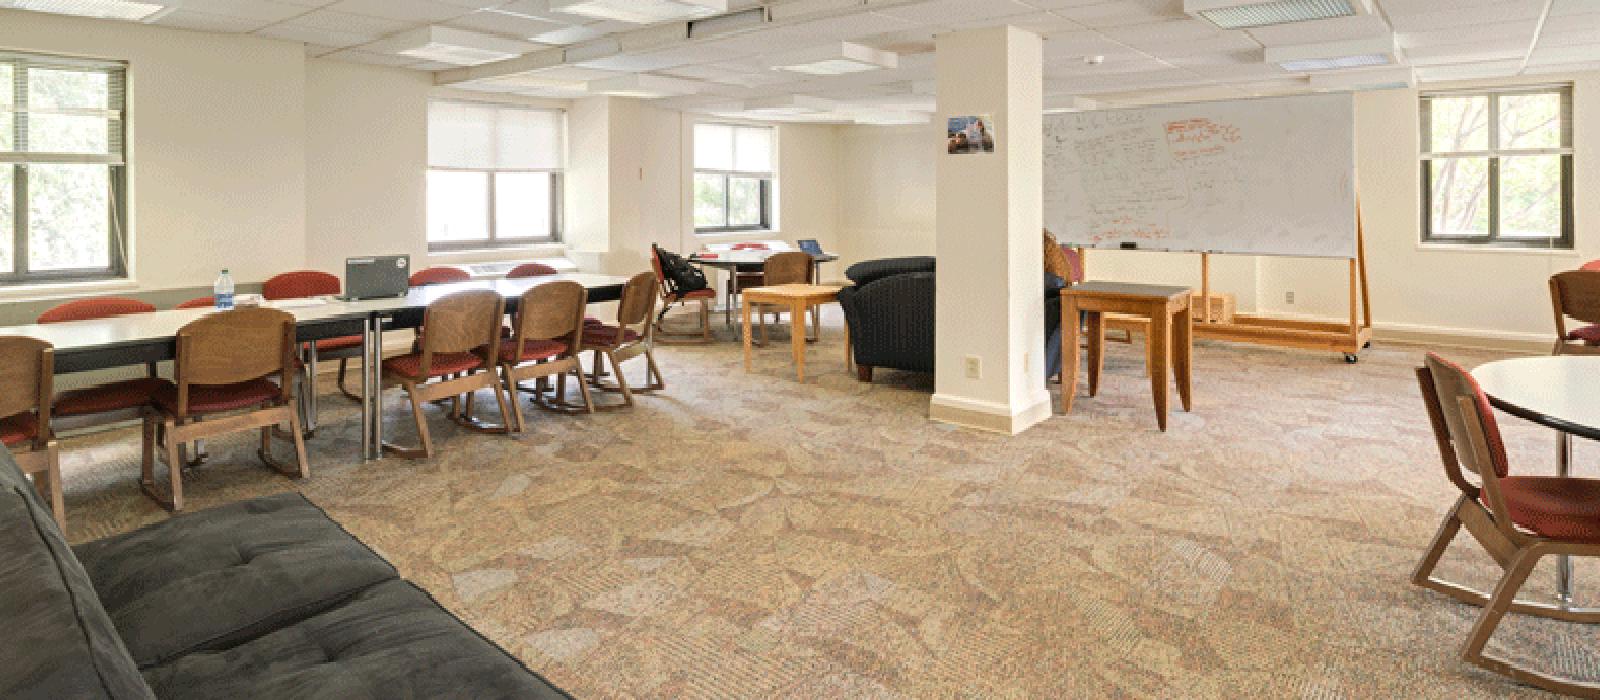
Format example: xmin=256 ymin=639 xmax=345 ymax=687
xmin=7 ymin=0 xmax=167 ymax=21
xmin=587 ymin=74 xmax=702 ymax=99
xmin=549 ymin=0 xmax=726 ymax=24
xmin=1278 ymin=53 xmax=1388 ymax=71
xmin=1185 ymin=0 xmax=1365 ymax=29
xmin=372 ymin=26 xmax=533 ymax=67
xmin=771 ymin=42 xmax=898 ymax=76
xmin=1265 ymin=34 xmax=1398 ymax=73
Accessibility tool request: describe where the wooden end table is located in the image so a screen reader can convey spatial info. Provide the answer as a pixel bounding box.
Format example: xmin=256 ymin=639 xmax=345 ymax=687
xmin=742 ymin=284 xmax=843 ymax=382
xmin=1059 ymin=281 xmax=1193 ymax=431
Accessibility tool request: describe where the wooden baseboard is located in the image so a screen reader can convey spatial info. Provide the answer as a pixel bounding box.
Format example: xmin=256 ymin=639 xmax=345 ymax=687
xmin=929 ymin=392 xmax=1052 ymax=435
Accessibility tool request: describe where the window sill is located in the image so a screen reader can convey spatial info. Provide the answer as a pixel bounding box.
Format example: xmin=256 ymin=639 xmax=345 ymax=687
xmin=426 ymin=242 xmax=567 ymax=259
xmin=0 ymin=277 xmax=138 ymax=304
xmin=1416 ymin=242 xmax=1579 ymax=256
xmin=694 ymin=230 xmax=779 ymax=239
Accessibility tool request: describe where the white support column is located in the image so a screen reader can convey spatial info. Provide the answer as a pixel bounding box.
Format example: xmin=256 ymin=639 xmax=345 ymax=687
xmin=929 ymin=25 xmax=1049 ymax=435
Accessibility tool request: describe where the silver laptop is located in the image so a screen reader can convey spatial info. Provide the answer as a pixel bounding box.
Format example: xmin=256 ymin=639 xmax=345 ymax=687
xmin=341 ymin=255 xmax=410 ymax=300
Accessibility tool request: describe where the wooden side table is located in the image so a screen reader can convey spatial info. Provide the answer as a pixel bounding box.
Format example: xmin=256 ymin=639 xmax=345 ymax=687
xmin=742 ymin=284 xmax=844 ymax=382
xmin=1059 ymin=281 xmax=1193 ymax=431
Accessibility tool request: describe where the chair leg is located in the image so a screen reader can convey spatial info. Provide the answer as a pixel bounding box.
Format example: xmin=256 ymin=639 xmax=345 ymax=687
xmin=337 ymin=357 xmax=364 ymax=402
xmin=286 ymin=406 xmax=311 ymax=478
xmin=503 ymin=368 xmax=527 ymax=433
xmin=573 ymin=366 xmax=596 ymax=414
xmin=140 ymin=416 xmax=156 ymax=493
xmin=1457 ymin=546 xmax=1599 ymax=697
xmin=644 ymin=346 xmax=666 ymax=391
xmin=163 ymin=420 xmax=184 ymax=512
xmin=41 ymin=443 xmax=64 ymax=530
xmin=489 ymin=372 xmax=513 ymax=434
xmin=857 ymin=364 xmax=874 ymax=382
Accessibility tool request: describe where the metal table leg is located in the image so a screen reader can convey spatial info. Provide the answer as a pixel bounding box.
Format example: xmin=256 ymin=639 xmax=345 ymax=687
xmin=306 ymin=345 xmax=319 ymax=435
xmin=369 ymin=316 xmax=384 ymax=461
xmin=360 ymin=318 xmax=372 ymax=461
xmin=1558 ymin=431 xmax=1574 ymax=605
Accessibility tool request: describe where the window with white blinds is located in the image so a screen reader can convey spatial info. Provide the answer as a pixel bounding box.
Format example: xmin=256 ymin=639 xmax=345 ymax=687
xmin=427 ymin=100 xmax=564 ymax=249
xmin=1 ymin=52 xmax=128 ymax=284
xmin=693 ymin=123 xmax=773 ymax=233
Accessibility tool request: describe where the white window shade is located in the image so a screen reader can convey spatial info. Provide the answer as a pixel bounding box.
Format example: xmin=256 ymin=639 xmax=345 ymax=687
xmin=428 ymin=100 xmax=564 ymax=170
xmin=693 ymin=122 xmax=772 ymax=176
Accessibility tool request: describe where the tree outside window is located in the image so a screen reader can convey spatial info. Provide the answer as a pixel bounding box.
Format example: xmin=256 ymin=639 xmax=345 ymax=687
xmin=1 ymin=53 xmax=127 ymax=284
xmin=1421 ymin=85 xmax=1572 ymax=248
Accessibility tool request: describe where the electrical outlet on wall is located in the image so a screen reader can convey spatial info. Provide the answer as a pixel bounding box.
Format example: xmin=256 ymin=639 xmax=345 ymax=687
xmin=965 ymin=355 xmax=982 ymax=379
xmin=1285 ymin=291 xmax=1295 ymax=304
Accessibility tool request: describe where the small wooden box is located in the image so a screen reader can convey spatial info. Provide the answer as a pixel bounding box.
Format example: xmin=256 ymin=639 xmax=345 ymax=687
xmin=1191 ymin=292 xmax=1235 ymax=323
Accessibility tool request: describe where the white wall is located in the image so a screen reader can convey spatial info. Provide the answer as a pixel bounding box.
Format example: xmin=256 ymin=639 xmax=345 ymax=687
xmin=0 ymin=10 xmax=306 ymax=299
xmin=304 ymin=60 xmax=432 ymax=273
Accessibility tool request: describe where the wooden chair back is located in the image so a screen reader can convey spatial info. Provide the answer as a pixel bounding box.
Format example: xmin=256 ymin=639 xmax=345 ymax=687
xmin=762 ymin=251 xmax=813 ymax=286
xmin=263 ymin=270 xmax=340 ymax=300
xmin=0 ymin=337 xmax=52 ymax=450
xmin=614 ymin=271 xmax=659 ymax=330
xmin=173 ymin=308 xmax=296 ymax=414
xmin=1422 ymin=353 xmax=1513 ymax=529
xmin=417 ymin=290 xmax=504 ymax=374
xmin=512 ymin=280 xmax=586 ymax=349
xmin=1549 ymin=270 xmax=1600 ymax=335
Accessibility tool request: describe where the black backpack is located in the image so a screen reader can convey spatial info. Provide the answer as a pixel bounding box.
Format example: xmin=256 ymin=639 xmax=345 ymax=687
xmin=653 ymin=244 xmax=709 ymax=296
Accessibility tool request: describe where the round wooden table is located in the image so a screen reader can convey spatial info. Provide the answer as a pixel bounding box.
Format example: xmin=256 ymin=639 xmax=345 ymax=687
xmin=1472 ymin=355 xmax=1600 ymax=606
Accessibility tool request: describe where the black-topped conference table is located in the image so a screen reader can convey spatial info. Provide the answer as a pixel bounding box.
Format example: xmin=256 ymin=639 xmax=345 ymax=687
xmin=1473 ymin=355 xmax=1600 ymax=609
xmin=0 ymin=273 xmax=628 ymax=462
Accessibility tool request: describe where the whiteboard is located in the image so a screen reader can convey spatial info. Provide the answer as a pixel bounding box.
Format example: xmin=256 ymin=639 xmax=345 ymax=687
xmin=1042 ymin=93 xmax=1356 ymax=258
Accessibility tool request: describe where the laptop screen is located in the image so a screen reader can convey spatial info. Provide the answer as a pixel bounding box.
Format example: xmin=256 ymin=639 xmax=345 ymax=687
xmin=797 ymin=239 xmax=822 ymax=254
xmin=344 ymin=254 xmax=410 ymax=300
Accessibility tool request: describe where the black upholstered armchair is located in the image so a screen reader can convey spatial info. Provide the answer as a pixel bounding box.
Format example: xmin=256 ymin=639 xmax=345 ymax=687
xmin=838 ymin=257 xmax=936 ymax=380
xmin=838 ymin=256 xmax=1064 ymax=383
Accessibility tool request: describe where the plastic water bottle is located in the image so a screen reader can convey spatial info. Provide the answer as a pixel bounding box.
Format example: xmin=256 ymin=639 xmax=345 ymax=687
xmin=214 ymin=269 xmax=235 ymax=310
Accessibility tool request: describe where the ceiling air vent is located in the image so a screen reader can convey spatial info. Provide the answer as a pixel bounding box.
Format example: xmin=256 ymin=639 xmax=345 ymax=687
xmin=1185 ymin=0 xmax=1368 ymax=29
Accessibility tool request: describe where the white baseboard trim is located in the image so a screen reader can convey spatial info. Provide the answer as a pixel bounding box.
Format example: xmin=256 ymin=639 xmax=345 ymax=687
xmin=1231 ymin=310 xmax=1549 ymax=354
xmin=929 ymin=392 xmax=1053 ymax=434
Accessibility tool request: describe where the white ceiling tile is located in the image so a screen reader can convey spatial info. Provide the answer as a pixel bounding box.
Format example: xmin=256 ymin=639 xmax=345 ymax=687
xmin=445 ymin=9 xmax=568 ymax=39
xmin=1550 ymin=0 xmax=1600 ymax=15
xmin=280 ymin=8 xmax=415 ymax=34
xmin=1052 ymin=0 xmax=1187 ymax=28
xmin=1414 ymin=59 xmax=1523 ymax=82
xmin=1398 ymin=21 xmax=1539 ymax=49
xmin=876 ymin=0 xmax=1041 ymax=24
xmin=167 ymin=0 xmax=312 ymax=23
xmin=1405 ymin=39 xmax=1529 ymax=66
xmin=255 ymin=23 xmax=378 ymax=48
xmin=323 ymin=0 xmax=474 ymax=23
xmin=1384 ymin=1 xmax=1545 ymax=33
xmin=152 ymin=9 xmax=271 ymax=33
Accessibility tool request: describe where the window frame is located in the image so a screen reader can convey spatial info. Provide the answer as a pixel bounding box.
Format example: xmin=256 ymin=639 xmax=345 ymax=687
xmin=425 ymin=101 xmax=565 ymax=252
xmin=693 ymin=122 xmax=774 ymax=235
xmin=0 ymin=52 xmax=129 ymax=286
xmin=1419 ymin=84 xmax=1573 ymax=249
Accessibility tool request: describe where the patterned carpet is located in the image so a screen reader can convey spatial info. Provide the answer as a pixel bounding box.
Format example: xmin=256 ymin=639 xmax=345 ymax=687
xmin=57 ymin=312 xmax=1597 ymax=698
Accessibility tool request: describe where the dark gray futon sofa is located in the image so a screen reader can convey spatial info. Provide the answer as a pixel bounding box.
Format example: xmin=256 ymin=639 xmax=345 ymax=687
xmin=0 ymin=449 xmax=569 ymax=699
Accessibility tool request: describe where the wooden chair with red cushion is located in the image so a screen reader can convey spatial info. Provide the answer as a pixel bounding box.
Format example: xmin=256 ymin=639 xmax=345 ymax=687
xmin=1548 ymin=269 xmax=1600 ymax=356
xmin=381 ymin=289 xmax=508 ymax=458
xmin=650 ymin=249 xmax=714 ymax=344
xmin=507 ymin=262 xmax=559 ymax=279
xmin=583 ymin=272 xmax=662 ymax=410
xmin=409 ymin=266 xmax=470 ymax=287
xmin=1413 ymin=353 xmax=1600 ymax=697
xmin=0 ymin=337 xmax=63 ymax=528
xmin=262 ymin=270 xmax=366 ymax=405
xmin=141 ymin=308 xmax=308 ymax=511
xmin=38 ymin=298 xmax=169 ymax=428
xmin=497 ymin=281 xmax=592 ymax=429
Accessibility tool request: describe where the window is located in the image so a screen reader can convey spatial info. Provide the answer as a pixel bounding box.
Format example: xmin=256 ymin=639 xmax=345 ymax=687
xmin=427 ymin=101 xmax=564 ymax=251
xmin=694 ymin=123 xmax=772 ymax=233
xmin=1421 ymin=85 xmax=1572 ymax=248
xmin=1 ymin=52 xmax=128 ymax=284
